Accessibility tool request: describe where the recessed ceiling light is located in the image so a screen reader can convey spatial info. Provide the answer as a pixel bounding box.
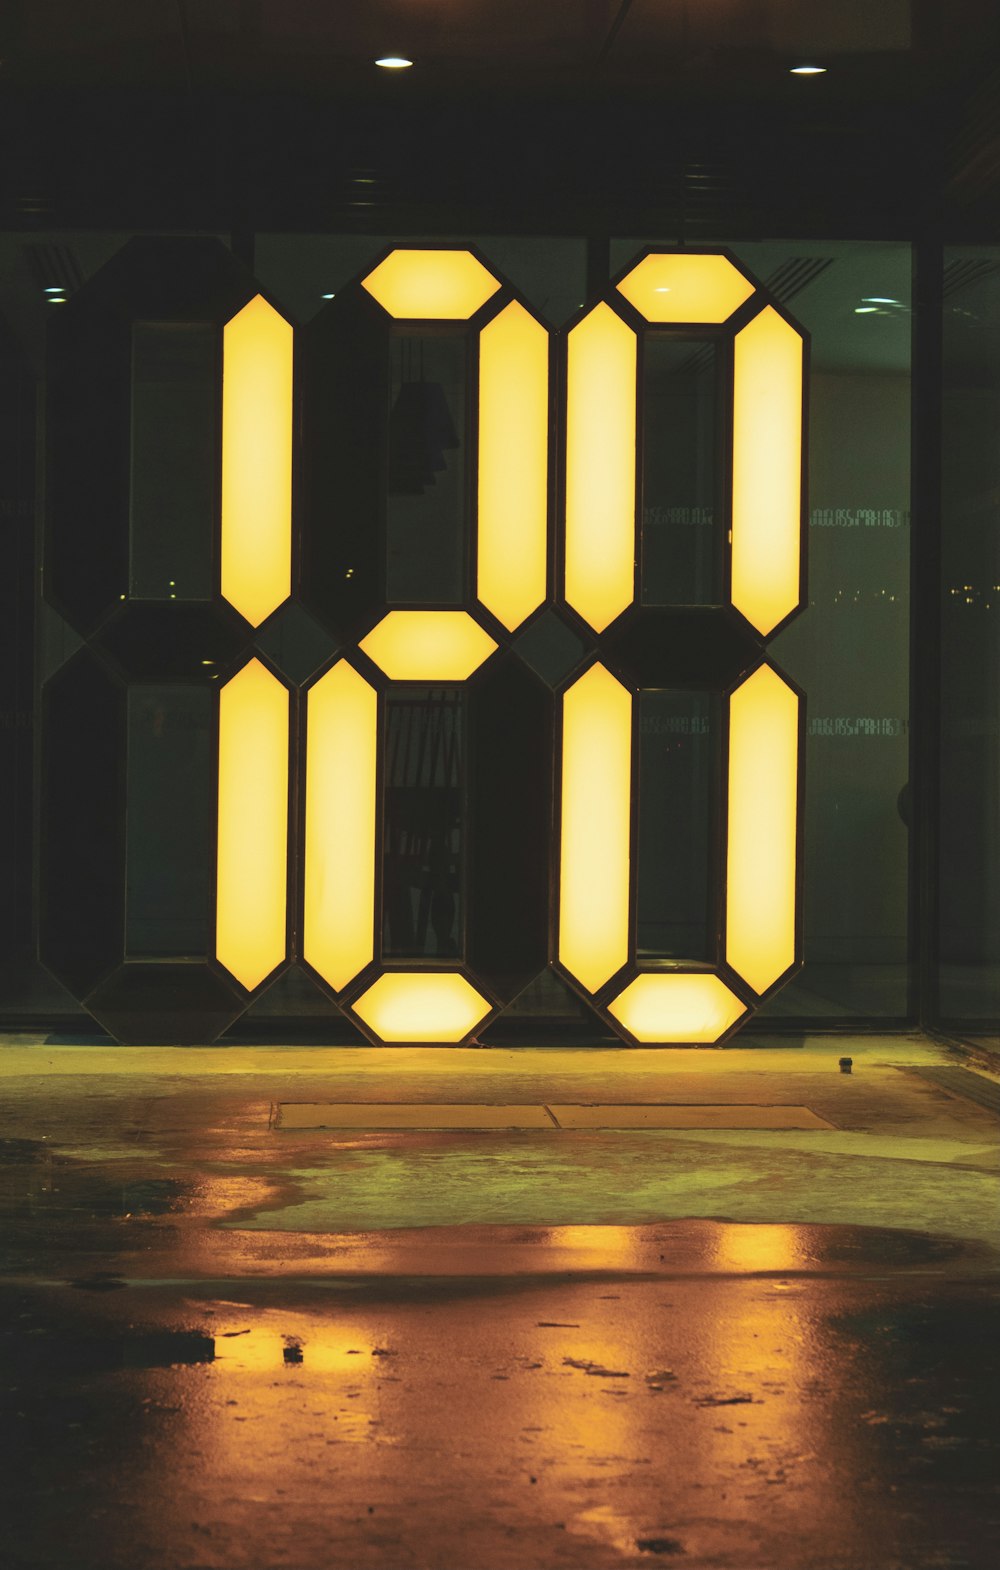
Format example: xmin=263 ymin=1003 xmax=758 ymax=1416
xmin=321 ymin=292 xmax=336 ymax=300
xmin=376 ymin=56 xmax=413 ymax=70
xmin=790 ymin=65 xmax=826 ymax=75
xmin=862 ymin=297 xmax=901 ymax=306
xmin=854 ymin=306 xmax=879 ymax=314
xmin=44 ymin=285 xmax=64 ymax=294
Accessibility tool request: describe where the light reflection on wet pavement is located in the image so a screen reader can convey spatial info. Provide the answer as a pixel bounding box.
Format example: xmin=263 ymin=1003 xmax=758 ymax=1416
xmin=1 ymin=1051 xmax=998 ymax=1569
xmin=3 ymin=1225 xmax=999 ymax=1569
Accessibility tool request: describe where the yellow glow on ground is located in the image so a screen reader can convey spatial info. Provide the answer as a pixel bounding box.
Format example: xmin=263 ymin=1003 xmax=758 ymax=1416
xmin=352 ymin=972 xmax=492 ymax=1043
xmin=361 ymin=249 xmax=501 ymax=319
xmin=303 ymin=661 xmax=377 ymax=993
xmin=477 ymin=301 xmax=549 ymax=630
xmin=359 ymin=611 xmax=497 ymax=681
xmin=731 ymin=306 xmax=804 ymax=635
xmin=616 ymin=252 xmax=756 ymax=323
xmin=216 ymin=659 xmax=289 ymax=991
xmin=608 ymin=972 xmax=748 ymax=1044
xmin=565 ymin=303 xmax=636 ymax=633
xmin=726 ymin=665 xmax=800 ymax=995
xmin=559 ymin=663 xmax=632 ymax=994
xmin=220 ymin=295 xmax=293 ymax=627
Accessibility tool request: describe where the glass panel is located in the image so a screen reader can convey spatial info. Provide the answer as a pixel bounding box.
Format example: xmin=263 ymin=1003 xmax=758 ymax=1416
xmin=940 ymin=247 xmax=1000 ymax=1032
xmin=385 ymin=332 xmax=468 ymax=604
xmin=130 ymin=323 xmax=216 ymax=601
xmin=125 ymin=685 xmax=212 ymax=955
xmin=382 ymin=687 xmax=465 ymax=959
xmin=641 ymin=338 xmax=721 ymax=605
xmin=636 ymin=690 xmax=719 ymax=962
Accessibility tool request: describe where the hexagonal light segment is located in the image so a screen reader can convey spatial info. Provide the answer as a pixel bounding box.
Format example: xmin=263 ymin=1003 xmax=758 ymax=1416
xmin=361 ymin=249 xmax=501 ymax=320
xmin=731 ymin=306 xmax=804 ymax=636
xmin=303 ymin=660 xmax=378 ymax=994
xmin=564 ymin=303 xmax=637 ymax=633
xmin=352 ymin=972 xmax=492 ymax=1043
xmin=558 ymin=663 xmax=632 ymax=995
xmin=726 ymin=664 xmax=800 ymax=997
xmin=221 ymin=295 xmax=293 ymax=627
xmin=608 ymin=973 xmax=748 ymax=1044
xmin=477 ymin=301 xmax=549 ymax=631
xmin=616 ymin=252 xmax=755 ymax=324
xmin=216 ymin=659 xmax=289 ymax=992
xmin=359 ymin=611 xmax=497 ymax=681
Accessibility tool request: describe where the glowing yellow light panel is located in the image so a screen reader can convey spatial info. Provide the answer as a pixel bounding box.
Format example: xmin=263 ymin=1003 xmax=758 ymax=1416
xmin=616 ymin=252 xmax=756 ymax=324
xmin=216 ymin=659 xmax=289 ymax=991
xmin=303 ymin=661 xmax=378 ymax=993
xmin=565 ymin=304 xmax=637 ymax=633
xmin=477 ymin=301 xmax=549 ymax=631
xmin=221 ymin=295 xmax=293 ymax=627
xmin=726 ymin=664 xmax=800 ymax=996
xmin=352 ymin=972 xmax=492 ymax=1043
xmin=732 ymin=306 xmax=804 ymax=636
xmin=559 ymin=663 xmax=632 ymax=994
xmin=361 ymin=249 xmax=501 ymax=320
xmin=608 ymin=972 xmax=748 ymax=1044
xmin=360 ymin=610 xmax=497 ymax=681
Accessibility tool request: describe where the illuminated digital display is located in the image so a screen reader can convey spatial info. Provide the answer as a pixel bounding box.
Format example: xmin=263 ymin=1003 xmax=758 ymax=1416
xmin=42 ymin=242 xmax=805 ymax=1047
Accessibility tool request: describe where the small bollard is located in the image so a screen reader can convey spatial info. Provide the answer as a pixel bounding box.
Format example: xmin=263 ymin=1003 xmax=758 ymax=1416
xmin=839 ymin=1056 xmax=853 ymax=1074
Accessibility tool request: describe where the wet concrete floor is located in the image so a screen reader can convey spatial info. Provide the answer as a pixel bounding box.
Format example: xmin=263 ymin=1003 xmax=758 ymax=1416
xmin=1 ymin=1034 xmax=998 ymax=1568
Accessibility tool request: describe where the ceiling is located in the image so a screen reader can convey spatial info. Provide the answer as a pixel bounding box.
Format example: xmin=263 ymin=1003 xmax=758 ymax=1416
xmin=1 ymin=1 xmax=998 ymax=235
xmin=0 ymin=1 xmax=995 ymax=94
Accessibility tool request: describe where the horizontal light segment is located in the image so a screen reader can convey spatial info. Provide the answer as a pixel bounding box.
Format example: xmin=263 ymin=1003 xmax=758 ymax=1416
xmin=608 ymin=973 xmax=748 ymax=1044
xmin=360 ymin=610 xmax=497 ymax=681
xmin=352 ymin=972 xmax=492 ymax=1043
xmin=616 ymin=252 xmax=755 ymax=323
xmin=361 ymin=249 xmax=500 ymax=320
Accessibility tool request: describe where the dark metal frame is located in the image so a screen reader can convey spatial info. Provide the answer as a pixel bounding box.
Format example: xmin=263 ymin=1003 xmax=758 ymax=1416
xmin=39 ymin=237 xmax=302 ymax=1042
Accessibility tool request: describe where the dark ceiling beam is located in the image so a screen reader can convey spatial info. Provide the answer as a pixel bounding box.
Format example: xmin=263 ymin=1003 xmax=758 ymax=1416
xmin=592 ymin=0 xmax=638 ymax=74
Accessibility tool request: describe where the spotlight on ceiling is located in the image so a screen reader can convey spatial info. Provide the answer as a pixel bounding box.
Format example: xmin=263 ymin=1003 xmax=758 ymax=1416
xmin=790 ymin=64 xmax=827 ymax=75
xmin=376 ymin=56 xmax=413 ymax=70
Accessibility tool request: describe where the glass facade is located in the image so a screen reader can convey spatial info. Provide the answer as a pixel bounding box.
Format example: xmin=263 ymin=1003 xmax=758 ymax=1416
xmin=0 ymin=226 xmax=993 ymax=1042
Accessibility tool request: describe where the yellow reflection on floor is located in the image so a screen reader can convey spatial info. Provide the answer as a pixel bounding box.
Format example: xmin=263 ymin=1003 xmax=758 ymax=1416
xmin=709 ymin=1222 xmax=811 ymax=1275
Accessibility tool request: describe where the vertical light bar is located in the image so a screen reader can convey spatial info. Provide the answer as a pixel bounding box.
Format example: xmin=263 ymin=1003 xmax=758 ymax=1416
xmin=565 ymin=303 xmax=637 ymax=633
xmin=726 ymin=664 xmax=799 ymax=995
xmin=559 ymin=662 xmax=632 ymax=993
xmin=731 ymin=306 xmax=803 ymax=637
xmin=303 ymin=661 xmax=378 ymax=993
xmin=216 ymin=659 xmax=289 ymax=991
xmin=221 ymin=295 xmax=293 ymax=627
xmin=477 ymin=301 xmax=549 ymax=631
